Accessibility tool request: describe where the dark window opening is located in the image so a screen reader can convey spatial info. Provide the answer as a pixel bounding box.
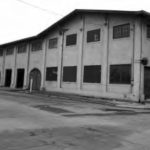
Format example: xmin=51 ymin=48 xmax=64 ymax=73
xmin=46 ymin=67 xmax=58 ymax=81
xmin=49 ymin=38 xmax=58 ymax=49
xmin=6 ymin=47 xmax=14 ymax=55
xmin=0 ymin=50 xmax=3 ymax=56
xmin=83 ymin=65 xmax=101 ymax=83
xmin=66 ymin=34 xmax=77 ymax=46
xmin=5 ymin=69 xmax=12 ymax=87
xmin=18 ymin=43 xmax=27 ymax=53
xmin=113 ymin=24 xmax=130 ymax=39
xmin=147 ymin=25 xmax=150 ymax=38
xmin=87 ymin=29 xmax=100 ymax=42
xmin=63 ymin=66 xmax=77 ymax=82
xmin=31 ymin=40 xmax=43 ymax=51
xmin=109 ymin=64 xmax=131 ymax=84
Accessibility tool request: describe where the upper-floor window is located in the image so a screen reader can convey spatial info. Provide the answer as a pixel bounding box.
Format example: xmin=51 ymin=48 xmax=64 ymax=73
xmin=147 ymin=25 xmax=150 ymax=38
xmin=31 ymin=40 xmax=43 ymax=51
xmin=0 ymin=50 xmax=3 ymax=57
xmin=48 ymin=38 xmax=58 ymax=49
xmin=66 ymin=34 xmax=77 ymax=46
xmin=87 ymin=29 xmax=100 ymax=43
xmin=6 ymin=47 xmax=14 ymax=55
xmin=113 ymin=24 xmax=130 ymax=39
xmin=18 ymin=43 xmax=27 ymax=53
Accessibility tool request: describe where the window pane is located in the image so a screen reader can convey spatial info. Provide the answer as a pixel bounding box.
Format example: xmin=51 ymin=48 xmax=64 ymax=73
xmin=18 ymin=43 xmax=27 ymax=53
xmin=110 ymin=64 xmax=131 ymax=84
xmin=66 ymin=34 xmax=77 ymax=46
xmin=147 ymin=25 xmax=150 ymax=38
xmin=49 ymin=38 xmax=58 ymax=49
xmin=63 ymin=66 xmax=77 ymax=82
xmin=6 ymin=47 xmax=14 ymax=55
xmin=113 ymin=24 xmax=130 ymax=39
xmin=46 ymin=67 xmax=58 ymax=81
xmin=31 ymin=40 xmax=43 ymax=51
xmin=87 ymin=29 xmax=100 ymax=42
xmin=83 ymin=65 xmax=101 ymax=83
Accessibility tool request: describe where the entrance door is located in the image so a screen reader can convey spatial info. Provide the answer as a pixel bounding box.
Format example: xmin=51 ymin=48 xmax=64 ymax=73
xmin=5 ymin=69 xmax=12 ymax=87
xmin=144 ymin=67 xmax=150 ymax=98
xmin=29 ymin=69 xmax=41 ymax=90
xmin=16 ymin=69 xmax=24 ymax=88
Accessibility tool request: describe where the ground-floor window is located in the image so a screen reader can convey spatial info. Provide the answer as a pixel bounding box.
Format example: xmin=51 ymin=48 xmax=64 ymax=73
xmin=109 ymin=64 xmax=131 ymax=84
xmin=63 ymin=66 xmax=77 ymax=82
xmin=83 ymin=65 xmax=101 ymax=83
xmin=46 ymin=67 xmax=58 ymax=81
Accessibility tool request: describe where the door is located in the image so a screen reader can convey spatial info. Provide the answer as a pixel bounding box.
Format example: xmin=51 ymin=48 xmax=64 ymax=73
xmin=29 ymin=69 xmax=41 ymax=90
xmin=5 ymin=69 xmax=12 ymax=87
xmin=16 ymin=69 xmax=24 ymax=88
xmin=144 ymin=67 xmax=150 ymax=98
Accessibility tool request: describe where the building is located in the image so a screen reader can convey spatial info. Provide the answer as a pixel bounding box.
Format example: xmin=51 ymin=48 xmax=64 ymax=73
xmin=0 ymin=9 xmax=150 ymax=102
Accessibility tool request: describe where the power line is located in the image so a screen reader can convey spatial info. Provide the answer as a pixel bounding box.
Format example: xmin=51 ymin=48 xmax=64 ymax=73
xmin=15 ymin=0 xmax=63 ymax=16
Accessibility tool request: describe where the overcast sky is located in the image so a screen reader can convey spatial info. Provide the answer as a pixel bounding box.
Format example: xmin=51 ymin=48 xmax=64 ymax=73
xmin=0 ymin=0 xmax=150 ymax=44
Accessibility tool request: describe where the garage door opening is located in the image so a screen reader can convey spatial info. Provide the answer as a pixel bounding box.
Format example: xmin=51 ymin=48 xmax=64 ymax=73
xmin=16 ymin=69 xmax=25 ymax=88
xmin=5 ymin=69 xmax=12 ymax=87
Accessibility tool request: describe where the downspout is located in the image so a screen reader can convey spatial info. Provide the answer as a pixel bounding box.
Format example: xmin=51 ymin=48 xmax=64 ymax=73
xmin=26 ymin=43 xmax=30 ymax=89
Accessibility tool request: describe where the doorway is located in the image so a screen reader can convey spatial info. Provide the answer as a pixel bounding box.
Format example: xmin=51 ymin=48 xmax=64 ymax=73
xmin=29 ymin=68 xmax=41 ymax=90
xmin=5 ymin=69 xmax=12 ymax=87
xmin=16 ymin=69 xmax=25 ymax=88
xmin=144 ymin=67 xmax=150 ymax=98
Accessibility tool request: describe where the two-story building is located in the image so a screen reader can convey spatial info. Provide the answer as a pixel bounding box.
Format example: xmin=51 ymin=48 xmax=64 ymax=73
xmin=1 ymin=9 xmax=150 ymax=102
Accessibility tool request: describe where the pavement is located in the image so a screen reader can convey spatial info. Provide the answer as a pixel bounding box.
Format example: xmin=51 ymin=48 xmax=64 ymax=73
xmin=1 ymin=88 xmax=150 ymax=149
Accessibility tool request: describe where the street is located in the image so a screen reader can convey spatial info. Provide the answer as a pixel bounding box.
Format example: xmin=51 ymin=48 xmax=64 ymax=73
xmin=0 ymin=90 xmax=150 ymax=149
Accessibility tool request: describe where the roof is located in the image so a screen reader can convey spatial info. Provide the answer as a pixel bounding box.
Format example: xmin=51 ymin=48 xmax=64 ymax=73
xmin=1 ymin=9 xmax=150 ymax=47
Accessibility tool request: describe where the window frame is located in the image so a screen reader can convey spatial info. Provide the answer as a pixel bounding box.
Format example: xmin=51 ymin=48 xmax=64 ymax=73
xmin=17 ymin=43 xmax=27 ymax=54
xmin=0 ymin=50 xmax=3 ymax=57
xmin=83 ymin=65 xmax=101 ymax=83
xmin=31 ymin=40 xmax=43 ymax=52
xmin=63 ymin=66 xmax=77 ymax=82
xmin=6 ymin=47 xmax=14 ymax=55
xmin=109 ymin=64 xmax=131 ymax=84
xmin=46 ymin=67 xmax=58 ymax=81
xmin=48 ymin=38 xmax=58 ymax=49
xmin=113 ymin=23 xmax=130 ymax=39
xmin=87 ymin=29 xmax=101 ymax=43
xmin=66 ymin=34 xmax=77 ymax=46
xmin=147 ymin=24 xmax=150 ymax=38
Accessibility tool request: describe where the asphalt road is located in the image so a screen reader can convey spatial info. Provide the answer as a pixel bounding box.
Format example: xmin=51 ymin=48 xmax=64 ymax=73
xmin=0 ymin=90 xmax=150 ymax=150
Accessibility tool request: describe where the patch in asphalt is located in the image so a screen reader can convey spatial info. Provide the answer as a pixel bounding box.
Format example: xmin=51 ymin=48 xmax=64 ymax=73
xmin=33 ymin=105 xmax=73 ymax=113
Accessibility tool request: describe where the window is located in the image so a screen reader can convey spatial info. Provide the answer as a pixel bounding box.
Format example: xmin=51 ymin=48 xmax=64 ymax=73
xmin=46 ymin=67 xmax=58 ymax=81
xmin=113 ymin=24 xmax=130 ymax=39
xmin=6 ymin=47 xmax=14 ymax=55
xmin=48 ymin=38 xmax=58 ymax=49
xmin=63 ymin=66 xmax=77 ymax=82
xmin=66 ymin=34 xmax=77 ymax=46
xmin=147 ymin=25 xmax=150 ymax=38
xmin=31 ymin=40 xmax=43 ymax=51
xmin=87 ymin=29 xmax=100 ymax=42
xmin=83 ymin=65 xmax=101 ymax=83
xmin=18 ymin=43 xmax=27 ymax=53
xmin=109 ymin=64 xmax=131 ymax=84
xmin=0 ymin=50 xmax=3 ymax=56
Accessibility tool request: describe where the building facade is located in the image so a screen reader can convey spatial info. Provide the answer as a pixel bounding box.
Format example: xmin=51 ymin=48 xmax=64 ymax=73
xmin=0 ymin=9 xmax=150 ymax=102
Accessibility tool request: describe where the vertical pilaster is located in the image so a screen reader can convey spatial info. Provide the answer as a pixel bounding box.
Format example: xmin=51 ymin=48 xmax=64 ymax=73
xmin=77 ymin=15 xmax=85 ymax=90
xmin=102 ymin=15 xmax=109 ymax=93
xmin=11 ymin=46 xmax=17 ymax=88
xmin=1 ymin=49 xmax=6 ymax=86
xmin=41 ymin=39 xmax=47 ymax=90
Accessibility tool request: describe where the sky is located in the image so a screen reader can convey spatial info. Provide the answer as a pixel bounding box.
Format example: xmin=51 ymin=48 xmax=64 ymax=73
xmin=0 ymin=0 xmax=150 ymax=44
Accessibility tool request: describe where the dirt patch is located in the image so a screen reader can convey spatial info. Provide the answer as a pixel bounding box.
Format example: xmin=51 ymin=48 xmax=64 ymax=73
xmin=33 ymin=105 xmax=73 ymax=114
xmin=0 ymin=126 xmax=132 ymax=150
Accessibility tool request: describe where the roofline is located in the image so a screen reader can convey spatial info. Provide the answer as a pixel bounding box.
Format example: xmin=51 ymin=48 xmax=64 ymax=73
xmin=1 ymin=9 xmax=150 ymax=48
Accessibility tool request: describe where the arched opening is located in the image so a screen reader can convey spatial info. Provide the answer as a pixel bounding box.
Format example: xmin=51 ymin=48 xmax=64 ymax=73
xmin=29 ymin=68 xmax=41 ymax=90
